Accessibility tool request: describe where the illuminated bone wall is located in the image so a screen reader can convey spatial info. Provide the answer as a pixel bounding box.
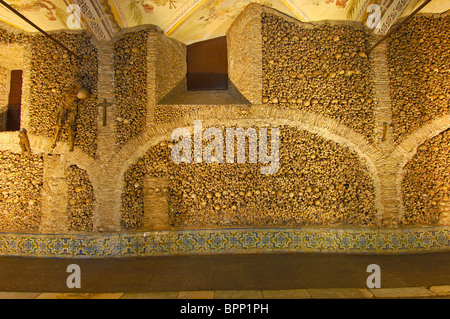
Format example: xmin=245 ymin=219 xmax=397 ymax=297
xmin=0 ymin=5 xmax=448 ymax=234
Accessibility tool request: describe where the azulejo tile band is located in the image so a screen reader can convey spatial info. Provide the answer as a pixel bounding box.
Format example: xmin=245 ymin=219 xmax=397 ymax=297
xmin=0 ymin=227 xmax=449 ymax=258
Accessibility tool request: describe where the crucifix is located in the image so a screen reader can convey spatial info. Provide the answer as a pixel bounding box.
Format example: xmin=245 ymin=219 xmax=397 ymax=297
xmin=98 ymin=99 xmax=113 ymax=126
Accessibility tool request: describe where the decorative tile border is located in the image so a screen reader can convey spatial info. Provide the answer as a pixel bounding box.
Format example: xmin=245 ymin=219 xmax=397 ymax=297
xmin=0 ymin=227 xmax=449 ymax=258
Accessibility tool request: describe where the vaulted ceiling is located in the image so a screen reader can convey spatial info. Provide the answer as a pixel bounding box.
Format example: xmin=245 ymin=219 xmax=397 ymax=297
xmin=0 ymin=0 xmax=449 ymax=44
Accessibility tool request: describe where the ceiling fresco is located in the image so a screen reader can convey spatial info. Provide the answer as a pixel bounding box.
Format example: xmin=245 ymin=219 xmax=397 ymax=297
xmin=0 ymin=0 xmax=448 ymax=44
xmin=0 ymin=0 xmax=75 ymax=31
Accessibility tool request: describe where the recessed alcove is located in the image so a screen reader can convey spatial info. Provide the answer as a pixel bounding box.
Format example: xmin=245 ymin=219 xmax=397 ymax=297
xmin=187 ymin=36 xmax=228 ymax=91
xmin=155 ymin=35 xmax=251 ymax=106
xmin=0 ymin=44 xmax=26 ymax=132
xmin=158 ymin=79 xmax=250 ymax=105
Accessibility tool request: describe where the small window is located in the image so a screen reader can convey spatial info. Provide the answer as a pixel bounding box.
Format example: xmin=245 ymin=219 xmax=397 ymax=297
xmin=187 ymin=37 xmax=228 ymax=91
xmin=5 ymin=70 xmax=22 ymax=131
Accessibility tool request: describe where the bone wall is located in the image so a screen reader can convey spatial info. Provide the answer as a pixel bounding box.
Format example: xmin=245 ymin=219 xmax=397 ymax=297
xmin=121 ymin=126 xmax=376 ymax=229
xmin=0 ymin=66 xmax=8 ymax=114
xmin=67 ymin=165 xmax=95 ymax=231
xmin=28 ymin=32 xmax=98 ymax=157
xmin=402 ymin=129 xmax=450 ymax=225
xmin=388 ymin=15 xmax=450 ymax=142
xmin=0 ymin=6 xmax=449 ymax=235
xmin=262 ymin=11 xmax=375 ymax=142
xmin=0 ymin=150 xmax=43 ymax=231
xmin=114 ymin=29 xmax=148 ymax=146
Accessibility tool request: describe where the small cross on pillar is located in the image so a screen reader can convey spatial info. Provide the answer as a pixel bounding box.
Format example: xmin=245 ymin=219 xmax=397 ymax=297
xmin=98 ymin=98 xmax=113 ymax=126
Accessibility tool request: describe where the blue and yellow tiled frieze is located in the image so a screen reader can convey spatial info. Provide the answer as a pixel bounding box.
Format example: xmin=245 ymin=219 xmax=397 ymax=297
xmin=0 ymin=227 xmax=449 ymax=258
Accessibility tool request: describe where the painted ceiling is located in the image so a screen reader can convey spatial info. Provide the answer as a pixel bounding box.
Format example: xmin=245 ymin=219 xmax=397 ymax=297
xmin=0 ymin=0 xmax=449 ymax=44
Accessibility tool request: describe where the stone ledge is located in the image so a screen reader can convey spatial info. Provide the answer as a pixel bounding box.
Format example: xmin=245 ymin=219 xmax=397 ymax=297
xmin=215 ymin=290 xmax=264 ymax=299
xmin=261 ymin=289 xmax=311 ymax=299
xmin=369 ymin=287 xmax=436 ymax=298
xmin=3 ymin=286 xmax=449 ymax=299
xmin=429 ymin=285 xmax=450 ymax=296
xmin=307 ymin=288 xmax=369 ymax=299
xmin=35 ymin=293 xmax=124 ymax=299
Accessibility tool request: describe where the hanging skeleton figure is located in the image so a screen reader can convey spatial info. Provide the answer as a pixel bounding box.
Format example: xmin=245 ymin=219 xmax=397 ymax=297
xmin=51 ymin=81 xmax=89 ymax=151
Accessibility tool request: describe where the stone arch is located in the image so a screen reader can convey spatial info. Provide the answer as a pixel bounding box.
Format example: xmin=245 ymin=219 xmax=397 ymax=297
xmin=116 ymin=106 xmax=383 ymax=172
xmin=392 ymin=114 xmax=450 ymax=168
xmin=392 ymin=114 xmax=450 ymax=223
xmin=114 ymin=106 xmax=383 ymax=228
